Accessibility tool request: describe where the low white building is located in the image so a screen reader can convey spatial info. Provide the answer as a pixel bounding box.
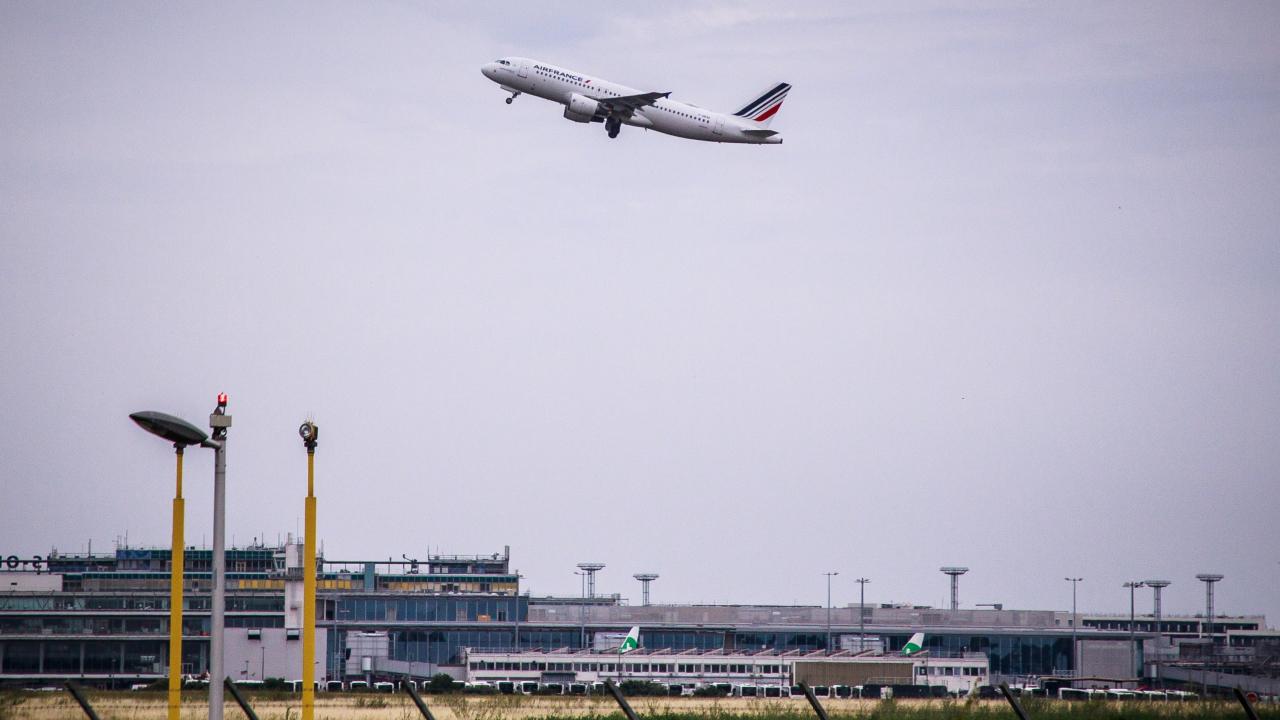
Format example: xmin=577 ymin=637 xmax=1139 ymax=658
xmin=463 ymin=648 xmax=989 ymax=695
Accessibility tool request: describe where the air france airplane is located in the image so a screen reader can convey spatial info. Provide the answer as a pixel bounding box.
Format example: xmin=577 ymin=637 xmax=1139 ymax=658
xmin=481 ymin=57 xmax=788 ymax=144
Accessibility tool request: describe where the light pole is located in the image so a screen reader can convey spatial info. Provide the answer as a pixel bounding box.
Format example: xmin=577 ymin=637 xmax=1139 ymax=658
xmin=208 ymin=394 xmax=231 ymax=720
xmin=299 ymin=421 xmax=319 ymax=720
xmin=823 ymin=572 xmax=838 ymax=653
xmin=855 ymin=578 xmax=870 ymax=652
xmin=1144 ymin=580 xmax=1170 ymax=688
xmin=1123 ymin=581 xmax=1145 ymax=683
xmin=129 ymin=411 xmax=211 ymax=720
xmin=1065 ymin=577 xmax=1082 ymax=682
xmin=574 ymin=570 xmax=586 ymax=649
xmin=513 ymin=572 xmax=525 ymax=651
xmin=1196 ymin=574 xmax=1223 ymax=697
xmin=333 ymin=607 xmax=350 ymax=686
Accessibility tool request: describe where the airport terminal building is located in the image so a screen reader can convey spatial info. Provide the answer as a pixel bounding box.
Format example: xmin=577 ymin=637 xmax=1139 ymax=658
xmin=1 ymin=542 xmax=1275 ymax=693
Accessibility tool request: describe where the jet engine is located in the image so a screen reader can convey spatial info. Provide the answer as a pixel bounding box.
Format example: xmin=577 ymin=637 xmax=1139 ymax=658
xmin=563 ymin=92 xmax=602 ymax=123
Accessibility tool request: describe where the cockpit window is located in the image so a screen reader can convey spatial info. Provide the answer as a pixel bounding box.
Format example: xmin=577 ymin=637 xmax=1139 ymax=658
xmin=495 ymin=59 xmax=511 ymax=66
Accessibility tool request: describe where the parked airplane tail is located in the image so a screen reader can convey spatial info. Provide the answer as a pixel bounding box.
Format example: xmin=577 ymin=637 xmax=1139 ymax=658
xmin=902 ymin=632 xmax=925 ymax=655
xmin=620 ymin=626 xmax=640 ymax=654
xmin=733 ymin=82 xmax=791 ymax=127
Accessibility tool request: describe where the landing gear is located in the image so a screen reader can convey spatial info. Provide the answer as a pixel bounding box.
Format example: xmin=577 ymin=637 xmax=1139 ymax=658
xmin=505 ymin=91 xmax=520 ymax=105
xmin=605 ymin=117 xmax=621 ymax=139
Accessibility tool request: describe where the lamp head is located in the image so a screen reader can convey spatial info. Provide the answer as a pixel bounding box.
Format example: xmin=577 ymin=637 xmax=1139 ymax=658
xmin=299 ymin=421 xmax=318 ymax=450
xmin=130 ymin=411 xmax=209 ymax=447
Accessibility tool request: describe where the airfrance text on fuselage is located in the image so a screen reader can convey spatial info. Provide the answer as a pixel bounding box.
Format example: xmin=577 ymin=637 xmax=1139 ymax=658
xmin=535 ymin=65 xmax=587 ymax=83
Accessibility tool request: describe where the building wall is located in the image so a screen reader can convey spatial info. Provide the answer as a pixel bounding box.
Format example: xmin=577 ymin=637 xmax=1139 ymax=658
xmin=794 ymin=660 xmax=913 ymax=686
xmin=0 ymin=573 xmax=61 ymax=592
xmin=1078 ymin=639 xmax=1134 ymax=684
xmin=224 ymin=628 xmax=327 ymax=682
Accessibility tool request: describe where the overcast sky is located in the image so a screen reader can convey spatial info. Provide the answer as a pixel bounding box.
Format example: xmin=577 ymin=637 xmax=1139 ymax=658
xmin=2 ymin=2 xmax=1278 ymax=625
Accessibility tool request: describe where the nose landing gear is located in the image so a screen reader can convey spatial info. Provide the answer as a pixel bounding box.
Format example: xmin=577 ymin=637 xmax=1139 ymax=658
xmin=505 ymin=91 xmax=520 ymax=105
xmin=605 ymin=117 xmax=621 ymax=139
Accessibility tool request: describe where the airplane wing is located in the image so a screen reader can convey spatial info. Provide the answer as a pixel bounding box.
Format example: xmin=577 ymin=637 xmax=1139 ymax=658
xmin=595 ymin=91 xmax=670 ymax=114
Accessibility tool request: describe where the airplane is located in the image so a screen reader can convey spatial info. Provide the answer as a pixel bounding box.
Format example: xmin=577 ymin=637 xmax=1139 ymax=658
xmin=619 ymin=626 xmax=640 ymax=654
xmin=480 ymin=57 xmax=788 ymax=144
xmin=902 ymin=632 xmax=926 ymax=655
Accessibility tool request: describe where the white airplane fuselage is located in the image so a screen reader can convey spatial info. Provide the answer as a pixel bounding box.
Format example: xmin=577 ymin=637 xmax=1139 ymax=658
xmin=481 ymin=57 xmax=784 ymax=144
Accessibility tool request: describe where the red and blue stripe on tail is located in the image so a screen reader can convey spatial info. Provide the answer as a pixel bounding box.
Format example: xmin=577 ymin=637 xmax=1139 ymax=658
xmin=733 ymin=82 xmax=791 ymax=126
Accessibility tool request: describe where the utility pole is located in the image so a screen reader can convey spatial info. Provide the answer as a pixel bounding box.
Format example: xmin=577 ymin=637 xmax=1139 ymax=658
xmin=855 ymin=578 xmax=870 ymax=652
xmin=823 ymin=572 xmax=838 ymax=653
xmin=513 ymin=572 xmax=524 ymax=651
xmin=1196 ymin=574 xmax=1223 ymax=697
xmin=1144 ymin=580 xmax=1170 ymax=689
xmin=940 ymin=567 xmax=969 ymax=611
xmin=208 ymin=394 xmax=231 ymax=720
xmin=1065 ymin=577 xmax=1082 ymax=682
xmin=1123 ymin=581 xmax=1145 ymax=683
xmin=574 ymin=571 xmax=586 ymax=649
xmin=299 ymin=421 xmax=319 ymax=720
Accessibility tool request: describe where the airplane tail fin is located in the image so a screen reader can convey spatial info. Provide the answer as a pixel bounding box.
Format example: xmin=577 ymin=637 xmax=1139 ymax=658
xmin=903 ymin=632 xmax=925 ymax=655
xmin=733 ymin=82 xmax=791 ymax=127
xmin=620 ymin=626 xmax=640 ymax=654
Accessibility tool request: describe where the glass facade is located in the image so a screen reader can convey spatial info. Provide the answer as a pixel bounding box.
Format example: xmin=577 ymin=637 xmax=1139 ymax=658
xmin=340 ymin=595 xmax=521 ymax=624
xmin=885 ymin=633 xmax=1073 ymax=676
xmin=732 ymin=632 xmax=822 ymax=652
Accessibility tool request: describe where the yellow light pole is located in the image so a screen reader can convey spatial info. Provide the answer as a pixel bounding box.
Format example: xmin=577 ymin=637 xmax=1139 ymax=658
xmin=129 ymin=411 xmax=210 ymax=720
xmin=299 ymin=421 xmax=319 ymax=720
xmin=169 ymin=446 xmax=185 ymax=720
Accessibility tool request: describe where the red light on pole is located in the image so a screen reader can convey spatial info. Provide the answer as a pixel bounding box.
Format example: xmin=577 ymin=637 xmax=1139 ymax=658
xmin=217 ymin=392 xmax=228 ymax=405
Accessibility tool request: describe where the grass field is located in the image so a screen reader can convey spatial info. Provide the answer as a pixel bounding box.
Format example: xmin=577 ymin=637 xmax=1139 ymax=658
xmin=1 ymin=692 xmax=1275 ymax=720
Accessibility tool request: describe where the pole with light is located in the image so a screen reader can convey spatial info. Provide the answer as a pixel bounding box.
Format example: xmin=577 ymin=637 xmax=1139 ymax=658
xmin=1144 ymin=580 xmax=1170 ymax=688
xmin=513 ymin=572 xmax=525 ymax=652
xmin=299 ymin=420 xmax=319 ymax=720
xmin=129 ymin=411 xmax=212 ymax=720
xmin=574 ymin=571 xmax=586 ymax=649
xmin=823 ymin=571 xmax=838 ymax=653
xmin=855 ymin=578 xmax=870 ymax=651
xmin=208 ymin=393 xmax=232 ymax=720
xmin=1065 ymin=577 xmax=1082 ymax=682
xmin=1123 ymin=581 xmax=1145 ymax=682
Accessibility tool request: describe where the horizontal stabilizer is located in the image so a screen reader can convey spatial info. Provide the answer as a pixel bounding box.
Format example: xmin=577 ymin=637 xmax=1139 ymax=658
xmin=741 ymin=128 xmax=778 ymax=137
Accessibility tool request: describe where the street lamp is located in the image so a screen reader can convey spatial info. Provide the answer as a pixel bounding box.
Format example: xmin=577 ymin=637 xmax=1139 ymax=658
xmin=1065 ymin=577 xmax=1082 ymax=682
xmin=299 ymin=421 xmax=319 ymax=720
xmin=1123 ymin=581 xmax=1145 ymax=682
xmin=128 ymin=411 xmax=211 ymax=720
xmin=823 ymin=572 xmax=838 ymax=653
xmin=855 ymin=578 xmax=870 ymax=652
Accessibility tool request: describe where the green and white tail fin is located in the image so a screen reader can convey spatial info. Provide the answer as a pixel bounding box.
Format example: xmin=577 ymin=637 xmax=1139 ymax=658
xmin=902 ymin=632 xmax=925 ymax=655
xmin=619 ymin=626 xmax=640 ymax=654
